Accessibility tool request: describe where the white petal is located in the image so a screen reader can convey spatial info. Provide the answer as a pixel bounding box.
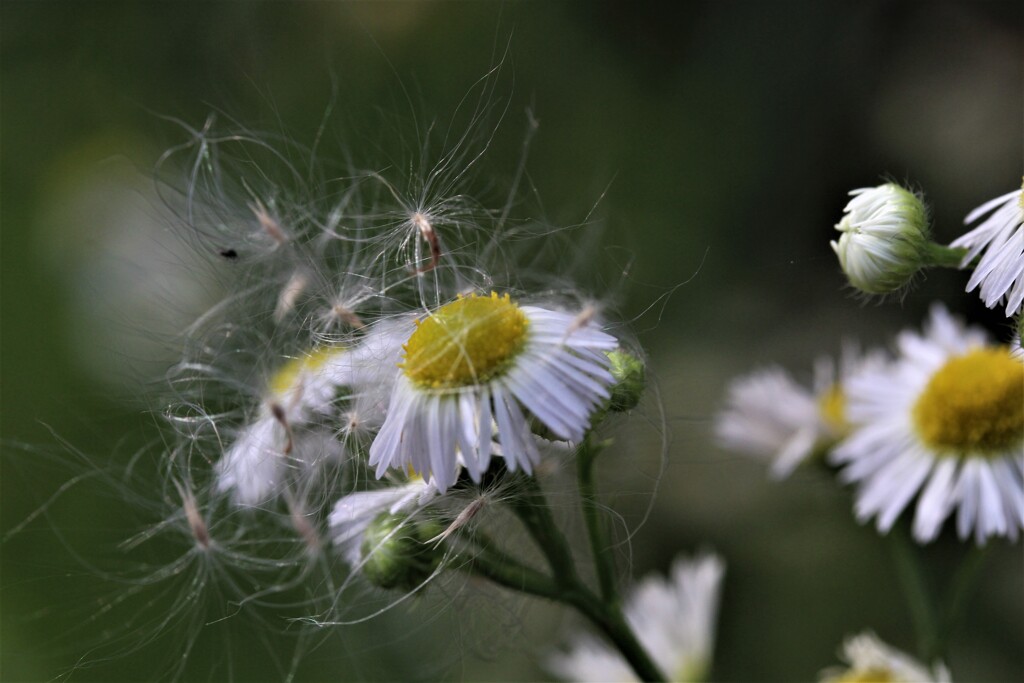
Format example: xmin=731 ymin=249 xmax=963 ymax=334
xmin=912 ymin=459 xmax=958 ymax=542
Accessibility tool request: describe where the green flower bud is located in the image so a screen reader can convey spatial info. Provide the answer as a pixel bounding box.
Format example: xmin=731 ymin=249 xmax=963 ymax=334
xmin=360 ymin=512 xmax=443 ymax=592
xmin=831 ymin=183 xmax=929 ymax=295
xmin=606 ymin=348 xmax=646 ymax=412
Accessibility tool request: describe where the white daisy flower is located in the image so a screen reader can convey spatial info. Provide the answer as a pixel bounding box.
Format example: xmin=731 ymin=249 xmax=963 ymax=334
xmin=716 ymin=348 xmax=881 ymax=478
xmin=216 ymin=347 xmax=348 ymax=505
xmin=950 ymin=183 xmax=1024 ymax=317
xmin=831 ymin=184 xmax=929 ymax=295
xmin=819 ymin=631 xmax=951 ymax=683
xmin=368 ymin=292 xmax=618 ymax=492
xmin=832 ymin=305 xmax=1024 ymax=544
xmin=549 ymin=553 xmax=725 ymax=683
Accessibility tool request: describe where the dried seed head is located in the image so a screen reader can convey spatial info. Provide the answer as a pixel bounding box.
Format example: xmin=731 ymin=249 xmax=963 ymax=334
xmin=250 ymin=198 xmax=289 ymax=246
xmin=410 ymin=212 xmax=442 ymax=274
xmin=274 ymin=272 xmax=310 ymax=322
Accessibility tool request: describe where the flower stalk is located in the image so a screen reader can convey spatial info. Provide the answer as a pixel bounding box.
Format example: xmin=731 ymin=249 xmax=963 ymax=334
xmin=921 ymin=242 xmax=969 ymax=269
xmin=887 ymin=522 xmax=942 ymax=662
xmin=887 ymin=521 xmax=995 ymax=664
xmin=577 ymin=437 xmax=619 ymax=604
xmin=938 ymin=543 xmax=991 ymax=656
xmin=464 ymin=471 xmax=667 ymax=682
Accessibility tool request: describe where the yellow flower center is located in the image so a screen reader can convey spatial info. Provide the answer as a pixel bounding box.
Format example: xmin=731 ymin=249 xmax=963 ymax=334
xmin=912 ymin=347 xmax=1024 ymax=456
xmin=832 ymin=668 xmax=896 ymax=683
xmin=268 ymin=347 xmax=341 ymax=397
xmin=819 ymin=384 xmax=849 ymax=434
xmin=401 ymin=292 xmax=529 ymax=389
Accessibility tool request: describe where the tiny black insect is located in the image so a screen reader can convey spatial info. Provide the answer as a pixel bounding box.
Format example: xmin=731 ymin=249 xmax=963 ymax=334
xmin=219 ymin=248 xmax=238 ymax=259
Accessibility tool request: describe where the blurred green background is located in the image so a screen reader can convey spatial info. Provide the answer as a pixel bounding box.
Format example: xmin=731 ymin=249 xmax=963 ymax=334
xmin=2 ymin=1 xmax=1022 ymax=681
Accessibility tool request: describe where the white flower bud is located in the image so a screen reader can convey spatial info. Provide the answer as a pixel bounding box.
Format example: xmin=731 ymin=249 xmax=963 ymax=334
xmin=831 ymin=183 xmax=929 ymax=295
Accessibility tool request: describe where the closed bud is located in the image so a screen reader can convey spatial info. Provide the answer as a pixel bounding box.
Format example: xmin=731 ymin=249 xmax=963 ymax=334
xmin=360 ymin=512 xmax=443 ymax=592
xmin=606 ymin=348 xmax=646 ymax=412
xmin=831 ymin=183 xmax=929 ymax=295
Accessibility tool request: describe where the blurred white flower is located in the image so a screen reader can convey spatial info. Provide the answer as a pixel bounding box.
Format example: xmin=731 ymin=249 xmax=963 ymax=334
xmin=715 ymin=347 xmax=882 ymax=478
xmin=831 ymin=184 xmax=929 ymax=295
xmin=832 ymin=305 xmax=1024 ymax=544
xmin=217 ymin=348 xmax=348 ymax=505
xmin=950 ymin=184 xmax=1024 ymax=317
xmin=819 ymin=631 xmax=951 ymax=683
xmin=549 ymin=553 xmax=725 ymax=682
xmin=368 ymin=293 xmax=617 ymax=491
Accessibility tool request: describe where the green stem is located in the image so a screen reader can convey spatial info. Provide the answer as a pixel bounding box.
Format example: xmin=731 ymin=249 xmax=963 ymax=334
xmin=462 ymin=544 xmax=565 ymax=599
xmin=463 ymin=548 xmax=665 ymax=681
xmin=922 ymin=242 xmax=968 ymax=269
xmin=498 ymin=473 xmax=666 ymax=682
xmin=938 ymin=544 xmax=990 ymax=654
xmin=563 ymin=588 xmax=666 ymax=683
xmin=506 ymin=473 xmax=580 ymax=583
xmin=462 ymin=528 xmax=551 ymax=579
xmin=888 ymin=524 xmax=941 ymax=661
xmin=577 ymin=438 xmax=618 ymax=604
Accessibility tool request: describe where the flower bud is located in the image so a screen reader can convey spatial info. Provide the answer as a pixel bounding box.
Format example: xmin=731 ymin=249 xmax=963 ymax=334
xmin=831 ymin=183 xmax=929 ymax=295
xmin=606 ymin=348 xmax=646 ymax=412
xmin=360 ymin=512 xmax=443 ymax=592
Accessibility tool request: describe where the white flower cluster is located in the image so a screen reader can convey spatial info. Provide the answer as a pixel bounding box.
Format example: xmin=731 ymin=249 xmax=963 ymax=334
xmin=717 ymin=305 xmax=1024 ymax=545
xmin=146 ymin=115 xmax=637 ymax=599
xmin=720 ymin=182 xmax=1024 ymax=549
